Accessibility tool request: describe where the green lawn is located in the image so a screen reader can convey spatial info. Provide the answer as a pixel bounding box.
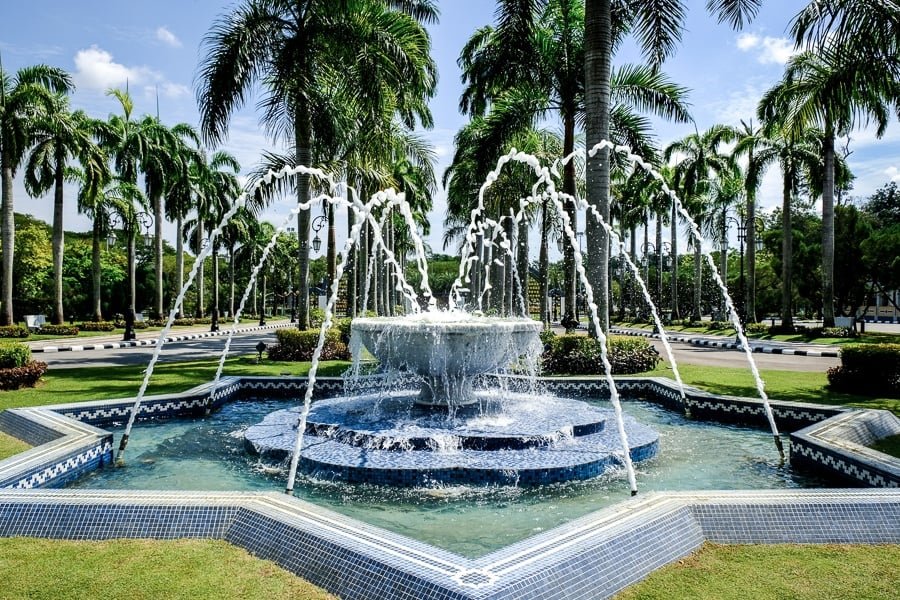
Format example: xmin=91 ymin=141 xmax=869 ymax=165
xmin=0 ymin=356 xmax=351 ymax=412
xmin=0 ymin=430 xmax=30 ymax=460
xmin=615 ymin=543 xmax=900 ymax=600
xmin=645 ymin=363 xmax=900 ymax=415
xmin=871 ymin=434 xmax=900 ymax=458
xmin=0 ymin=537 xmax=335 ymax=600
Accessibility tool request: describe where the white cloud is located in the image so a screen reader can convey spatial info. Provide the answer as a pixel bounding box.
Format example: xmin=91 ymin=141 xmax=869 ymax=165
xmin=735 ymin=32 xmax=796 ymax=65
xmin=156 ymin=26 xmax=182 ymax=48
xmin=72 ymin=45 xmax=190 ymax=101
xmin=142 ymin=82 xmax=190 ymax=99
xmin=884 ymin=166 xmax=900 ymax=183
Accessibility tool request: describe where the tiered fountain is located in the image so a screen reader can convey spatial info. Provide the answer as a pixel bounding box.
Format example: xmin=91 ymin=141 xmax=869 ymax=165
xmin=244 ymin=311 xmax=659 ymax=486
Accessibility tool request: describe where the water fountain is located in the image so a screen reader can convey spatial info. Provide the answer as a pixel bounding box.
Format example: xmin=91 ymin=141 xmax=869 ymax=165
xmin=243 ymin=311 xmax=659 ymax=486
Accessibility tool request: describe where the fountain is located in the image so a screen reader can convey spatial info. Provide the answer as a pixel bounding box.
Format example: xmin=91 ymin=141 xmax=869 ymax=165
xmin=243 ymin=311 xmax=660 ymax=486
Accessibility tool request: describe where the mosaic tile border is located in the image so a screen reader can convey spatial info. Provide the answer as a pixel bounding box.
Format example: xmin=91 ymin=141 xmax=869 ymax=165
xmin=1 ymin=376 xmax=899 ymax=598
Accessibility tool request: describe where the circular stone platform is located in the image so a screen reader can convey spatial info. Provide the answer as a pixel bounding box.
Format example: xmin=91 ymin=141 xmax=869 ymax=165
xmin=244 ymin=393 xmax=659 ymax=486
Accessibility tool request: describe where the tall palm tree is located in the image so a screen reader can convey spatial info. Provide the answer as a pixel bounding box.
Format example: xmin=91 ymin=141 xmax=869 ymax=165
xmin=729 ymin=119 xmax=764 ymax=322
xmin=759 ymin=48 xmax=897 ymax=327
xmin=0 ymin=63 xmax=72 ymax=324
xmin=196 ymin=0 xmax=437 ymax=329
xmin=665 ymin=125 xmax=737 ymax=321
xmin=24 ymin=95 xmax=105 ymax=324
xmin=583 ymin=0 xmax=763 ymax=332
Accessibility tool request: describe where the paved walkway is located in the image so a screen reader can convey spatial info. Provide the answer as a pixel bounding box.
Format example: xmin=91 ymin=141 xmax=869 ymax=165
xmin=27 ymin=319 xmax=294 ymax=353
xmin=609 ymin=326 xmax=841 ymax=358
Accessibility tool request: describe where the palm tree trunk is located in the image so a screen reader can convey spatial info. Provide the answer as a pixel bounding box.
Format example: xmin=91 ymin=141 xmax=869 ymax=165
xmin=655 ymin=213 xmax=663 ymax=308
xmin=584 ymin=0 xmax=612 ymax=335
xmin=229 ymin=246 xmax=236 ymax=318
xmin=539 ymin=199 xmax=550 ymax=326
xmin=781 ymin=172 xmax=793 ymax=328
xmin=517 ymin=217 xmax=528 ymax=318
xmin=1 ymin=160 xmax=15 ymax=325
xmin=92 ymin=215 xmax=103 ymax=321
xmin=347 ymin=207 xmax=357 ymax=317
xmin=670 ymin=202 xmax=679 ymax=320
xmin=562 ymin=114 xmax=577 ymax=324
xmin=822 ymin=130 xmax=836 ymax=327
xmin=746 ymin=185 xmax=757 ymax=323
xmin=692 ymin=244 xmax=702 ymax=322
xmin=128 ymin=229 xmax=137 ymax=330
xmin=153 ymin=191 xmax=164 ymax=319
xmin=720 ymin=208 xmax=728 ymax=319
xmin=52 ymin=153 xmax=65 ymax=324
xmin=295 ymin=105 xmax=312 ymax=330
xmin=213 ymin=245 xmax=220 ymax=326
xmin=327 ymin=202 xmax=337 ymax=290
xmin=175 ymin=215 xmax=184 ymax=319
xmin=196 ymin=225 xmax=205 ymax=318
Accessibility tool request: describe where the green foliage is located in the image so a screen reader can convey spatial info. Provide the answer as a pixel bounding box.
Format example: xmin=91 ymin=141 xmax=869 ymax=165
xmin=828 ymin=343 xmax=900 ymax=397
xmin=0 ymin=360 xmax=47 ymax=390
xmin=37 ymin=324 xmax=79 ymax=336
xmin=268 ymin=328 xmax=349 ymax=362
xmin=0 ymin=343 xmax=31 ymax=368
xmin=78 ymin=321 xmax=116 ymax=332
xmin=706 ymin=320 xmax=731 ymax=331
xmin=743 ymin=322 xmax=769 ymax=335
xmin=541 ymin=334 xmax=660 ymax=375
xmin=309 ymin=307 xmax=325 ymax=329
xmin=0 ymin=325 xmax=29 ymax=338
xmin=333 ymin=318 xmax=353 ymax=344
xmin=538 ymin=328 xmax=556 ymax=345
xmin=820 ymin=326 xmax=855 ymax=338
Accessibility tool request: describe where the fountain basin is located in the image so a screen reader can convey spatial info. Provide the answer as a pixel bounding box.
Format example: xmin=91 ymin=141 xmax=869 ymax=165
xmin=244 ymin=392 xmax=659 ymax=486
xmin=352 ymin=314 xmax=542 ymax=406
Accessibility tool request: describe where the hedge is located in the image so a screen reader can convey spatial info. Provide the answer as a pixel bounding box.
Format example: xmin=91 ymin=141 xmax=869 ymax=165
xmin=827 ymin=343 xmax=900 ymax=398
xmin=37 ymin=324 xmax=79 ymax=336
xmin=0 ymin=325 xmax=29 ymax=338
xmin=267 ymin=328 xmax=350 ymax=361
xmin=541 ymin=334 xmax=660 ymax=375
xmin=79 ymin=321 xmax=116 ymax=332
xmin=0 ymin=360 xmax=47 ymax=390
xmin=0 ymin=343 xmax=31 ymax=369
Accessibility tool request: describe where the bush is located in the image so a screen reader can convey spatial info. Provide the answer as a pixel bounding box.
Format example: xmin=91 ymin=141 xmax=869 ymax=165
xmin=827 ymin=343 xmax=900 ymax=397
xmin=173 ymin=318 xmax=196 ymax=327
xmin=147 ymin=319 xmax=166 ymax=327
xmin=0 ymin=360 xmax=47 ymax=390
xmin=541 ymin=334 xmax=660 ymax=375
xmin=333 ymin=317 xmax=353 ymax=344
xmin=309 ymin=307 xmax=326 ymax=329
xmin=195 ymin=317 xmax=212 ymax=325
xmin=0 ymin=343 xmax=31 ymax=368
xmin=706 ymin=320 xmax=731 ymax=331
xmin=132 ymin=320 xmax=148 ymax=329
xmin=743 ymin=322 xmax=769 ymax=335
xmin=267 ymin=327 xmax=350 ymax=361
xmin=0 ymin=325 xmax=29 ymax=338
xmin=78 ymin=321 xmax=116 ymax=332
xmin=820 ymin=326 xmax=856 ymax=338
xmin=539 ymin=328 xmax=557 ymax=346
xmin=37 ymin=324 xmax=79 ymax=336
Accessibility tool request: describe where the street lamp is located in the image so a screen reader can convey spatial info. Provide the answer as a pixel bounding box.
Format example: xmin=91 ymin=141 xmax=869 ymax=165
xmin=311 ymin=212 xmax=327 ymax=254
xmin=122 ymin=210 xmax=154 ymax=341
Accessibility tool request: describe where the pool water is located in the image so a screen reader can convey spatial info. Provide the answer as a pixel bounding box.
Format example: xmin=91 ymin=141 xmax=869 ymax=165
xmin=70 ymin=398 xmax=829 ymax=557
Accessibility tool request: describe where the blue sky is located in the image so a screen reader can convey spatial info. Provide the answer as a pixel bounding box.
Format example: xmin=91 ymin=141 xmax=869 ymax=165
xmin=2 ymin=1 xmax=898 ymax=255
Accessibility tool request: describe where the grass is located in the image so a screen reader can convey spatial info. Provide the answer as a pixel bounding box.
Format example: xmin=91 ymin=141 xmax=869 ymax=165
xmin=871 ymin=434 xmax=900 ymax=458
xmin=644 ymin=362 xmax=900 ymax=415
xmin=0 ymin=430 xmax=30 ymax=460
xmin=614 ymin=543 xmax=900 ymax=600
xmin=615 ymin=321 xmax=900 ymax=347
xmin=0 ymin=537 xmax=335 ymax=599
xmin=0 ymin=356 xmax=351 ymax=412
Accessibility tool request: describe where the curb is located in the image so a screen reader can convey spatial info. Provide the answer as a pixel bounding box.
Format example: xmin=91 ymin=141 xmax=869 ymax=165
xmin=609 ymin=327 xmax=841 ymax=358
xmin=31 ymin=322 xmax=294 ymax=354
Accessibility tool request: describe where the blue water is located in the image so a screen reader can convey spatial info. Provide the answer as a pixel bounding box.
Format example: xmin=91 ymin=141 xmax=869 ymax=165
xmin=70 ymin=398 xmax=828 ymax=557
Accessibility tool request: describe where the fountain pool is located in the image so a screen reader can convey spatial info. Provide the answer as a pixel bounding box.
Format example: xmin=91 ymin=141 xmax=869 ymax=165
xmin=69 ymin=396 xmax=825 ymax=557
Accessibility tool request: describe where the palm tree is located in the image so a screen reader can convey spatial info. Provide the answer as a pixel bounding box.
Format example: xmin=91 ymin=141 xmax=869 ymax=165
xmin=729 ymin=119 xmax=764 ymax=322
xmin=665 ymin=125 xmax=737 ymax=321
xmin=24 ymin=95 xmax=105 ymax=324
xmin=583 ymin=0 xmax=763 ymax=332
xmin=759 ymin=48 xmax=897 ymax=327
xmin=196 ymin=0 xmax=437 ymax=329
xmin=0 ymin=63 xmax=72 ymax=324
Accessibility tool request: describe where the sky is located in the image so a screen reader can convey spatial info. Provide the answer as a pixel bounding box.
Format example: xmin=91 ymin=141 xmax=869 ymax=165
xmin=1 ymin=0 xmax=898 ymax=258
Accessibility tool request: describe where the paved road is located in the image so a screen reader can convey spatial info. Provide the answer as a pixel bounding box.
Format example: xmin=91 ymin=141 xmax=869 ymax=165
xmin=38 ymin=329 xmax=281 ymax=369
xmin=649 ymin=339 xmax=839 ymax=372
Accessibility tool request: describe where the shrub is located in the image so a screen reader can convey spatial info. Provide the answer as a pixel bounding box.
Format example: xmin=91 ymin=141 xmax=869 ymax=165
xmin=173 ymin=318 xmax=196 ymax=327
xmin=333 ymin=317 xmax=353 ymax=344
xmin=132 ymin=320 xmax=148 ymax=329
xmin=539 ymin=328 xmax=556 ymax=346
xmin=78 ymin=321 xmax=116 ymax=332
xmin=827 ymin=343 xmax=900 ymax=398
xmin=0 ymin=325 xmax=29 ymax=338
xmin=0 ymin=343 xmax=31 ymax=368
xmin=743 ymin=322 xmax=769 ymax=335
xmin=706 ymin=320 xmax=731 ymax=331
xmin=195 ymin=317 xmax=212 ymax=325
xmin=267 ymin=327 xmax=349 ymax=361
xmin=541 ymin=334 xmax=660 ymax=375
xmin=820 ymin=326 xmax=856 ymax=338
xmin=37 ymin=324 xmax=79 ymax=336
xmin=147 ymin=319 xmax=166 ymax=327
xmin=309 ymin=307 xmax=326 ymax=329
xmin=0 ymin=360 xmax=47 ymax=390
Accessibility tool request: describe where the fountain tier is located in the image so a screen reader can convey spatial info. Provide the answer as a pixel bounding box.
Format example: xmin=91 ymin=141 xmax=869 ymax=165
xmin=352 ymin=314 xmax=542 ymax=407
xmin=244 ymin=392 xmax=659 ymax=486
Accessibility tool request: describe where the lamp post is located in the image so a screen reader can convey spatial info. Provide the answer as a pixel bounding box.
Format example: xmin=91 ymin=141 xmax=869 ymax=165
xmin=122 ymin=210 xmax=153 ymax=341
xmin=660 ymin=242 xmax=672 ymax=316
xmin=311 ymin=212 xmax=327 ymax=254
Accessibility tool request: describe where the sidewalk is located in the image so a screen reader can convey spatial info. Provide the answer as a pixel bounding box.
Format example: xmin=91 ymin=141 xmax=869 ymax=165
xmin=610 ymin=326 xmax=841 ymax=358
xmin=27 ymin=319 xmax=294 ymax=353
